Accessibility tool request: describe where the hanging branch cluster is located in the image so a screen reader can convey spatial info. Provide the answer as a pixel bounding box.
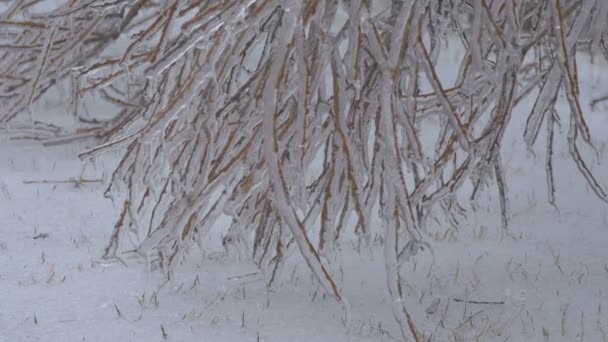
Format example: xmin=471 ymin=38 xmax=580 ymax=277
xmin=1 ymin=0 xmax=607 ymax=339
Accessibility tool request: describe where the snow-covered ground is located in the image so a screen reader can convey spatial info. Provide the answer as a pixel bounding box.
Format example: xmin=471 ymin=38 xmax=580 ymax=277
xmin=2 ymin=47 xmax=608 ymax=341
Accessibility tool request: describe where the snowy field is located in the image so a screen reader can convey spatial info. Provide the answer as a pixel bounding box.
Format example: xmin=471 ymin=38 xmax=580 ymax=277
xmin=2 ymin=43 xmax=608 ymax=342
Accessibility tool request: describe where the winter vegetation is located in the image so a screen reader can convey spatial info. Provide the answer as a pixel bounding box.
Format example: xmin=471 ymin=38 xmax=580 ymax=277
xmin=1 ymin=0 xmax=608 ymax=341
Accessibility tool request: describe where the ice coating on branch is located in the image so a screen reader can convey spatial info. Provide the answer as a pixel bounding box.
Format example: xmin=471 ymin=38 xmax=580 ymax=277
xmin=2 ymin=0 xmax=608 ymax=338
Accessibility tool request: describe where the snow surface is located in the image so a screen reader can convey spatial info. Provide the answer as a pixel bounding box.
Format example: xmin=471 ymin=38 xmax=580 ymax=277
xmin=2 ymin=46 xmax=608 ymax=341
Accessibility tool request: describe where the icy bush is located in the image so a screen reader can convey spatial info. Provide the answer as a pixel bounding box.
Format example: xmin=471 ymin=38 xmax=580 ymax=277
xmin=1 ymin=0 xmax=607 ymax=339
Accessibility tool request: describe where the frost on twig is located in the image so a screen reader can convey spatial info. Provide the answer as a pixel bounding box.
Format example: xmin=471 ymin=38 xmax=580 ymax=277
xmin=2 ymin=0 xmax=607 ymax=339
